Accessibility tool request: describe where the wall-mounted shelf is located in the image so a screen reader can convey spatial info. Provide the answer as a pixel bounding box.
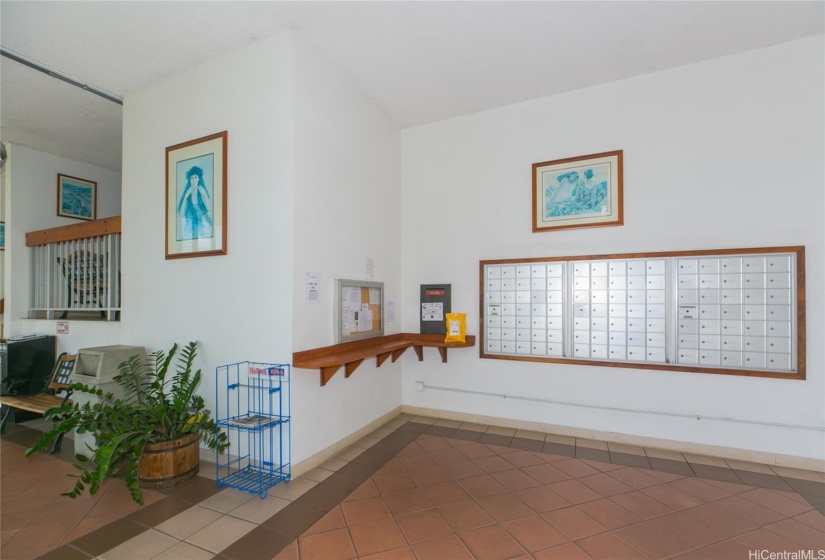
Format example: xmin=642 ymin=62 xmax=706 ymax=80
xmin=293 ymin=333 xmax=476 ymax=386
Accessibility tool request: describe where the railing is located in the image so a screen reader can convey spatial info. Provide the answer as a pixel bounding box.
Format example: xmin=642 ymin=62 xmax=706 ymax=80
xmin=26 ymin=217 xmax=121 ymax=321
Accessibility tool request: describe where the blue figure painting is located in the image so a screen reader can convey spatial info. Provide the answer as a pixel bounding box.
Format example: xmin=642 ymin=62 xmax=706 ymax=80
xmin=176 ymin=155 xmax=214 ymax=241
xmin=544 ymin=163 xmax=610 ymax=219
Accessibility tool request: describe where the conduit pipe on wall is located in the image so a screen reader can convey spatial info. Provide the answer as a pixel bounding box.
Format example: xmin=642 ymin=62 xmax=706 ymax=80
xmin=417 ymin=383 xmax=825 ymax=432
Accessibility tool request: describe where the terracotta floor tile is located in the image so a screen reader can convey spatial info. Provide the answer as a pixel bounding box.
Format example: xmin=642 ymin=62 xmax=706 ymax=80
xmin=426 ymin=447 xmax=468 ymax=465
xmin=513 ymin=485 xmax=571 ymax=513
xmin=271 ymin=539 xmax=299 ymax=560
xmin=713 ymin=495 xmax=788 ymax=526
xmin=458 ymin=474 xmax=508 ymax=499
xmin=349 ymin=518 xmax=407 ymax=557
xmin=547 ymin=479 xmax=604 ymax=505
xmin=298 ymin=527 xmax=356 ymax=560
xmin=397 ymin=452 xmax=437 ymax=471
xmin=646 ymin=512 xmax=727 ymax=549
xmin=395 ymin=509 xmax=452 ymax=544
xmin=702 ymin=478 xmax=752 ymax=495
xmin=438 ymin=501 xmax=496 ymax=532
xmin=578 ymin=473 xmax=635 ymax=497
xmin=398 ymin=442 xmax=426 ymax=455
xmin=734 ymin=528 xmax=803 ymax=553
xmin=500 ymin=514 xmax=568 ymax=552
xmin=577 ymin=531 xmax=649 ymax=560
xmin=441 ymin=460 xmax=486 ymax=480
xmin=739 ymin=487 xmax=813 ymax=517
xmin=372 ymin=471 xmax=417 ymax=495
xmin=764 ymin=518 xmax=825 ymax=550
xmin=374 ymin=458 xmax=404 ymax=476
xmin=360 ymin=546 xmax=417 ymax=560
xmin=1 ymin=519 xmax=79 ymax=558
xmin=522 ymin=463 xmax=572 ymax=484
xmin=577 ymin=498 xmax=643 ymax=530
xmin=303 ymin=505 xmax=347 ymax=536
xmin=503 ymin=450 xmax=547 ymax=468
xmin=699 ymin=537 xmax=754 ymax=560
xmin=343 ymin=479 xmax=380 ymax=502
xmin=681 ymin=503 xmax=758 ymax=537
xmin=669 ymin=477 xmax=734 ymax=502
xmin=60 ymin=512 xmax=123 ymax=544
xmin=610 ymin=490 xmax=676 ymax=520
xmin=642 ymin=484 xmax=706 ymax=511
xmin=411 ymin=534 xmax=475 ymax=560
xmin=458 ymin=525 xmax=528 ymax=560
xmin=532 ymin=542 xmax=593 ymax=560
xmin=421 ymin=481 xmax=473 ymax=507
xmin=473 ymin=455 xmax=516 ymax=475
xmin=382 ymin=487 xmax=433 ymax=516
xmin=608 ymin=467 xmax=664 ymax=490
xmin=406 ymin=465 xmax=452 ymax=487
xmin=458 ymin=443 xmax=498 ymax=460
xmin=542 ymin=506 xmax=608 ymax=541
xmin=793 ymin=509 xmax=825 ymax=531
xmin=477 ymin=493 xmax=535 ymax=522
xmin=553 ymin=459 xmax=602 ymax=478
xmin=341 ymin=496 xmax=392 ymax=526
xmin=490 ymin=469 xmax=542 ymax=492
xmin=417 ymin=435 xmax=455 ymax=451
xmin=615 ymin=521 xmax=692 ymax=560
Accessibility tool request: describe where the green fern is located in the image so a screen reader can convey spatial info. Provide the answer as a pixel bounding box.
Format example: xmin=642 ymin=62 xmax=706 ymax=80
xmin=25 ymin=341 xmax=229 ymax=506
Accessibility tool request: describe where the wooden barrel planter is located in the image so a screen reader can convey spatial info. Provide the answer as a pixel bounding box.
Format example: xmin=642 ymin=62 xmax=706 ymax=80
xmin=138 ymin=433 xmax=200 ymax=489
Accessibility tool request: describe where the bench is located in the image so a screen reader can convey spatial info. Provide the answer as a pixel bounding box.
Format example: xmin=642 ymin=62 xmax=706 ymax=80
xmin=0 ymin=353 xmax=76 ymax=453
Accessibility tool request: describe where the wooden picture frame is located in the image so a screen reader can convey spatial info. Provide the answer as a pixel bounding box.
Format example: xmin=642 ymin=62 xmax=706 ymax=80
xmin=165 ymin=131 xmax=228 ymax=259
xmin=532 ymin=150 xmax=623 ymax=232
xmin=57 ymin=174 xmax=97 ymax=221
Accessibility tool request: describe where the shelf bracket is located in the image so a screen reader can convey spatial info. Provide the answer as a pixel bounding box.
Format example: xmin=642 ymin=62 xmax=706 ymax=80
xmin=344 ymin=359 xmax=364 ymax=378
xmin=376 ymin=352 xmax=392 ymax=368
xmin=320 ymin=365 xmax=341 ymax=387
xmin=391 ymin=347 xmax=408 ymax=363
xmin=413 ymin=345 xmax=424 ymax=361
xmin=438 ymin=347 xmax=448 ymax=363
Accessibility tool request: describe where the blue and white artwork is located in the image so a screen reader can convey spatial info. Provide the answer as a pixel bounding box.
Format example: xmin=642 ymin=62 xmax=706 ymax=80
xmin=544 ymin=163 xmax=611 ymax=219
xmin=58 ymin=175 xmax=96 ymax=220
xmin=0 ymin=223 xmax=5 ymax=250
xmin=175 ymin=154 xmax=214 ymax=241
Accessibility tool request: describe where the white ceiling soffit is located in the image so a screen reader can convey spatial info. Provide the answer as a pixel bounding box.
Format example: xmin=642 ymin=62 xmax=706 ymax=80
xmin=1 ymin=1 xmax=823 ymax=172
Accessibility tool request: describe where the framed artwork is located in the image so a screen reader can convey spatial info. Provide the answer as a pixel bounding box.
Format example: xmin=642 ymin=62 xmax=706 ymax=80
xmin=532 ymin=150 xmax=623 ymax=232
xmin=57 ymin=174 xmax=97 ymax=221
xmin=0 ymin=221 xmax=5 ymax=251
xmin=165 ymin=131 xmax=228 ymax=259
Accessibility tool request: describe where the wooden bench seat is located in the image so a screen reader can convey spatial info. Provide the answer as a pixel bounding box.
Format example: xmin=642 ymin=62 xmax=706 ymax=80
xmin=0 ymin=353 xmax=76 ymax=453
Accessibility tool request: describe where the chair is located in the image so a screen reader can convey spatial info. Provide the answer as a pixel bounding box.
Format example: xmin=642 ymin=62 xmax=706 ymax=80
xmin=58 ymin=250 xmax=107 ymax=319
xmin=0 ymin=353 xmax=76 ymax=453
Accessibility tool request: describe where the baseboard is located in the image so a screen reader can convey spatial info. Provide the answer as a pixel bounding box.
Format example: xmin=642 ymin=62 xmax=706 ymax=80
xmin=201 ymin=406 xmax=404 ymax=477
xmin=401 ymin=405 xmax=825 ymax=472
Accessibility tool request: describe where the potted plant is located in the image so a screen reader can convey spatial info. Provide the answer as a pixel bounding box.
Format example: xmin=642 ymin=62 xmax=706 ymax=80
xmin=26 ymin=341 xmax=228 ymax=505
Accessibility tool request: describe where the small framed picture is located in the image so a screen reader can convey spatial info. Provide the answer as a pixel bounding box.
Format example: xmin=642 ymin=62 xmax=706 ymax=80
xmin=165 ymin=131 xmax=228 ymax=259
xmin=532 ymin=150 xmax=623 ymax=232
xmin=57 ymin=174 xmax=97 ymax=221
xmin=0 ymin=221 xmax=5 ymax=251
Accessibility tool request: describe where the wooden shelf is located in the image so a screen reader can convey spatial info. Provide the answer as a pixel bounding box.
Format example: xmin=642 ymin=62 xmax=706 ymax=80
xmin=293 ymin=333 xmax=476 ymax=386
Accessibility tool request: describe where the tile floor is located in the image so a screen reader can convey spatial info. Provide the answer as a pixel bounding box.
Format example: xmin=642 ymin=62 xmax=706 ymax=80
xmin=1 ymin=414 xmax=824 ymax=559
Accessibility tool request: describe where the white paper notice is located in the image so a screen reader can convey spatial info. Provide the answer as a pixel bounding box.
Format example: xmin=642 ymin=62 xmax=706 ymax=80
xmin=366 ymin=258 xmax=374 ymax=280
xmin=422 ymin=302 xmax=444 ymax=322
xmin=369 ymin=288 xmax=380 ymax=305
xmin=386 ymin=301 xmax=396 ymax=325
xmin=343 ymin=286 xmax=362 ymax=311
xmin=306 ymin=272 xmax=320 ymax=303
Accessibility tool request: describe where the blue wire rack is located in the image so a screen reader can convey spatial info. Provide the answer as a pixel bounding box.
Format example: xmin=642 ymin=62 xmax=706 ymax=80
xmin=215 ymin=361 xmax=291 ymax=498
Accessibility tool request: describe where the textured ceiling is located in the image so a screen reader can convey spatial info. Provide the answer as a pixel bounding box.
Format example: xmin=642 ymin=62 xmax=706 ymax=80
xmin=1 ymin=1 xmax=823 ymax=171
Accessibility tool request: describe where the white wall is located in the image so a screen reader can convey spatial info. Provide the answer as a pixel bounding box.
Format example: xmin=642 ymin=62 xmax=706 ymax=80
xmin=400 ymin=36 xmax=825 ymax=460
xmin=3 ymin=144 xmax=121 ymax=336
xmin=291 ymin=35 xmax=403 ymax=460
xmin=121 ymin=34 xmax=294 ymax=438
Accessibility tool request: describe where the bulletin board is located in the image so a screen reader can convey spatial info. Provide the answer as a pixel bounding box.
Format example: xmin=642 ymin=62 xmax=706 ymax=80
xmin=335 ymin=279 xmax=384 ymax=343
